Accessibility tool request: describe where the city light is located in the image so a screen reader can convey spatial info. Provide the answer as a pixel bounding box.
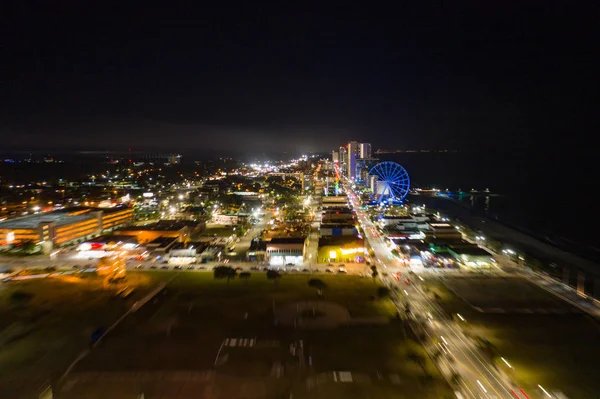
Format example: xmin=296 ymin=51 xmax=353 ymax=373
xmin=538 ymin=385 xmax=552 ymax=398
xmin=501 ymin=357 xmax=512 ymax=368
xmin=476 ymin=380 xmax=487 ymax=394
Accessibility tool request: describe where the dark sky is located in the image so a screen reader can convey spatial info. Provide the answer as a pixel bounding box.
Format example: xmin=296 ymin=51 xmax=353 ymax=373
xmin=3 ymin=1 xmax=599 ymax=154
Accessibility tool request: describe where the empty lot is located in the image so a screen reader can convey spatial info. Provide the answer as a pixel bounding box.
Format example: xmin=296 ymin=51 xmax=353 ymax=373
xmin=0 ymin=271 xmax=163 ymax=398
xmin=62 ymin=272 xmax=452 ymax=399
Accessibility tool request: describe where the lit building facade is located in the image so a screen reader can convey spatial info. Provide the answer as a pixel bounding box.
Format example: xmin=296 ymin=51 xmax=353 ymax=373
xmin=359 ymin=143 xmax=371 ymax=159
xmin=265 ymin=237 xmax=307 ymax=266
xmin=347 ymin=141 xmax=360 ymax=179
xmin=0 ymin=207 xmax=133 ymax=249
xmin=317 ymin=236 xmax=365 ymax=263
xmin=332 ymin=151 xmax=339 ymax=163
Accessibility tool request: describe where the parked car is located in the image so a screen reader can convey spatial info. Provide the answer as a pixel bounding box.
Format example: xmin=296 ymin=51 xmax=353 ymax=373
xmin=150 ymin=265 xmax=157 ymax=269
xmin=326 ymin=268 xmax=334 ymax=273
xmin=135 ymin=264 xmax=144 ymax=269
xmin=187 ymin=265 xmax=195 ymax=270
xmin=174 ymin=265 xmax=182 ymax=270
xmin=160 ymin=266 xmax=169 ymax=270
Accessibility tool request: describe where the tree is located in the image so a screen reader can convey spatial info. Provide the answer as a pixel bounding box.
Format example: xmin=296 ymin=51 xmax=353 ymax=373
xmin=308 ymin=278 xmax=327 ymax=296
xmin=370 ymin=265 xmax=378 ymax=280
xmin=266 ymin=270 xmax=282 ymax=286
xmin=10 ymin=290 xmax=34 ymax=306
xmin=239 ymin=272 xmax=251 ymax=283
xmin=377 ymin=286 xmax=390 ymax=299
xmin=406 ymin=351 xmax=428 ymax=376
xmin=213 ymin=266 xmax=237 ymax=284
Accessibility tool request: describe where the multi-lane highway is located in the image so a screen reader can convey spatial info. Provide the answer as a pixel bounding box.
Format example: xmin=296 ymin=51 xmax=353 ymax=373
xmin=344 ymin=186 xmax=533 ymax=399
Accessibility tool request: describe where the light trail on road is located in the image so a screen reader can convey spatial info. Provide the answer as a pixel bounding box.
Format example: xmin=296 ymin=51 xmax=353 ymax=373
xmin=345 ymin=183 xmax=530 ymax=399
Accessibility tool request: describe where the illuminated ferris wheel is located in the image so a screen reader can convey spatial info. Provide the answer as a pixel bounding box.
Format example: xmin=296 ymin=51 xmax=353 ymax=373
xmin=368 ymin=161 xmax=410 ymax=202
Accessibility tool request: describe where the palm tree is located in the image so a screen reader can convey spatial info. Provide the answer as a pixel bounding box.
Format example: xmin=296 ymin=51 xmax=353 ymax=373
xmin=266 ymin=270 xmax=282 ymax=286
xmin=308 ymin=278 xmax=327 ymax=296
xmin=213 ymin=266 xmax=237 ymax=284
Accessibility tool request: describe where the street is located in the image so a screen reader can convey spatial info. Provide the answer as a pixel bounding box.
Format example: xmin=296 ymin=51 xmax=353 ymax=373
xmin=345 ymin=185 xmax=530 ymax=399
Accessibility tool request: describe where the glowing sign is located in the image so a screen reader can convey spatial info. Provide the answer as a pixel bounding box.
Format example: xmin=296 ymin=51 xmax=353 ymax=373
xmin=340 ymin=247 xmax=364 ymax=255
xmin=6 ymin=232 xmax=15 ymax=243
xmin=329 ymin=250 xmax=337 ymax=259
xmin=78 ymin=243 xmax=92 ymax=251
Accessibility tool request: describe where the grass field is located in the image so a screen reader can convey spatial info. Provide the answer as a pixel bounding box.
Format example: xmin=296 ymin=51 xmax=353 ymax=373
xmin=64 ymin=272 xmax=453 ymax=399
xmin=0 ymin=271 xmax=166 ymax=398
xmin=441 ymin=276 xmax=570 ymax=310
xmin=201 ymin=224 xmax=236 ymax=237
xmin=424 ymin=276 xmax=600 ymax=398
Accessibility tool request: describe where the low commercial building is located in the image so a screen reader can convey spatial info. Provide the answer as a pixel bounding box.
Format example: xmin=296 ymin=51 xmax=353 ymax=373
xmin=212 ymin=214 xmax=249 ymax=225
xmin=266 ymin=237 xmax=307 ymax=266
xmin=448 ymin=246 xmax=494 ymax=268
xmin=76 ymin=235 xmax=139 ymax=259
xmin=168 ymin=243 xmax=208 ymax=265
xmin=426 ymin=222 xmax=462 ymax=240
xmin=116 ymin=220 xmax=203 ymax=244
xmin=321 ymin=207 xmax=354 ymax=223
xmin=317 ymin=236 xmax=365 ymax=263
xmin=247 ymin=239 xmax=267 ymax=262
xmin=146 ymin=237 xmax=179 ymax=256
xmin=321 ymin=195 xmax=348 ymax=208
xmin=0 ymin=206 xmax=133 ymax=250
xmin=319 ymin=223 xmax=357 ymax=237
xmin=378 ymin=215 xmax=430 ymax=229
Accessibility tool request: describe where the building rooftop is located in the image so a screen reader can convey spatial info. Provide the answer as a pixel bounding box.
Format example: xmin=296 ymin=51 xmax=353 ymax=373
xmin=449 ymin=246 xmax=492 ymax=257
xmin=0 ymin=209 xmax=96 ymax=229
xmin=319 ymin=235 xmax=363 ymax=247
xmin=268 ymin=237 xmax=307 ymax=244
xmin=85 ymin=235 xmax=138 ymax=245
xmin=429 ymin=222 xmax=454 ymax=229
xmin=147 ymin=236 xmax=178 ymax=246
xmin=171 ymin=242 xmax=209 ymax=251
xmin=320 ymin=223 xmax=356 ymax=228
xmin=0 ymin=206 xmax=132 ymax=231
xmin=249 ymin=239 xmax=268 ymax=251
xmin=101 ymin=206 xmax=133 ymax=215
xmin=120 ymin=221 xmax=196 ymax=231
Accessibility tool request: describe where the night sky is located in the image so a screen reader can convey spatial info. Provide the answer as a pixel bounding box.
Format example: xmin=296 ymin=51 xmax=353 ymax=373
xmin=3 ymin=2 xmax=599 ymax=154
